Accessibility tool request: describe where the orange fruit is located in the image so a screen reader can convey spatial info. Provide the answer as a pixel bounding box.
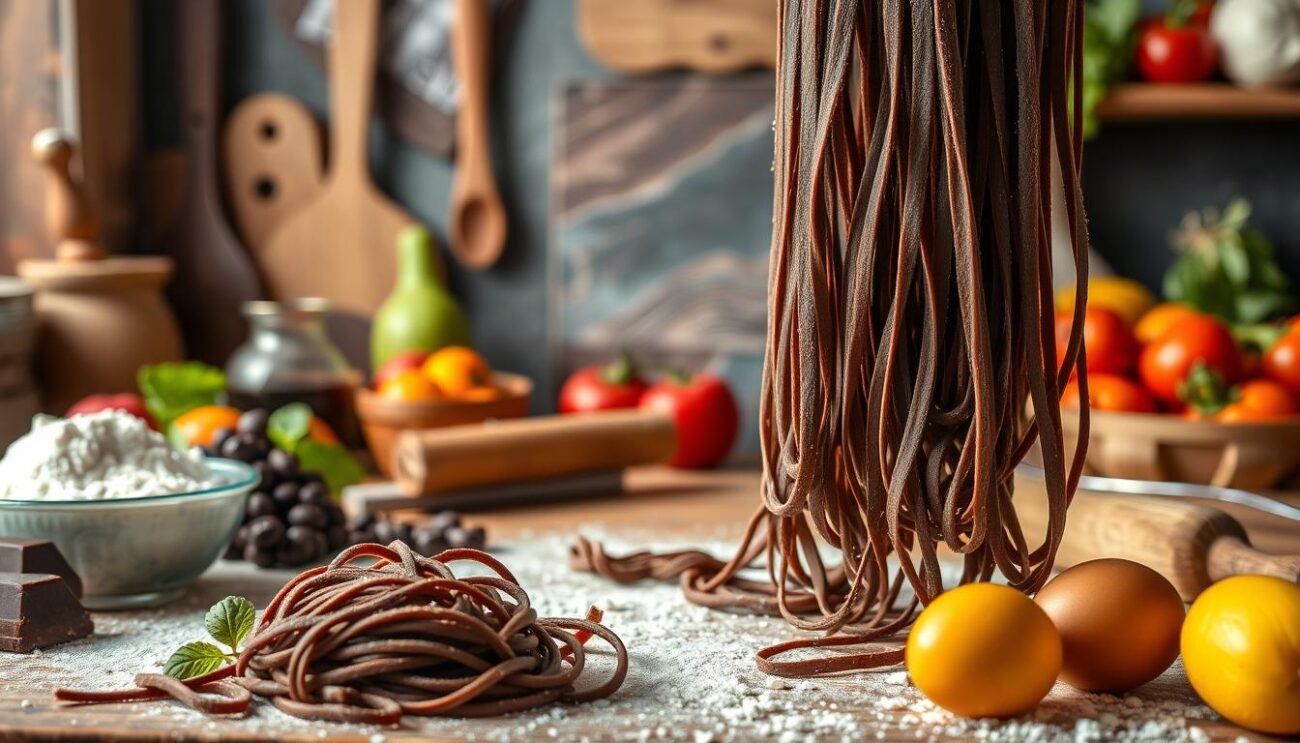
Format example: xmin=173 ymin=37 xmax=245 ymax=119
xmin=307 ymin=416 xmax=340 ymax=444
xmin=172 ymin=405 xmax=242 ymax=447
xmin=422 ymin=346 xmax=492 ymax=398
xmin=379 ymin=369 xmax=443 ymax=402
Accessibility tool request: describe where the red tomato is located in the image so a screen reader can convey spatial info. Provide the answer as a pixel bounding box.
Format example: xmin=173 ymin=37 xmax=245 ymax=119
xmin=1138 ymin=315 xmax=1242 ymax=406
xmin=1216 ymin=380 xmax=1300 ymax=423
xmin=640 ymin=373 xmax=739 ymax=469
xmin=1056 ymin=308 xmax=1138 ymax=375
xmin=1061 ymin=375 xmax=1158 ymax=414
xmin=373 ymin=351 xmax=430 ymax=391
xmin=66 ymin=393 xmax=158 ymax=431
xmin=558 ymin=355 xmax=648 ymax=414
xmin=1263 ymin=333 xmax=1300 ymax=394
xmin=1136 ymin=7 xmax=1218 ymax=84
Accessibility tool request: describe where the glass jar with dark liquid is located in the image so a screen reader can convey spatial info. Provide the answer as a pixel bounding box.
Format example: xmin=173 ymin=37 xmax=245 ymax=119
xmin=226 ymin=299 xmax=360 ymax=446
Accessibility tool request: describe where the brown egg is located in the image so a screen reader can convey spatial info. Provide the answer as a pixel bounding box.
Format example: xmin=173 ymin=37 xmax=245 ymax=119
xmin=1034 ymin=558 xmax=1185 ymax=692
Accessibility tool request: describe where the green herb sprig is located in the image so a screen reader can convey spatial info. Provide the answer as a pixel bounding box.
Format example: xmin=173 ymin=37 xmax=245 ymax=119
xmin=163 ymin=596 xmax=256 ymax=679
xmin=268 ymin=403 xmax=366 ymax=495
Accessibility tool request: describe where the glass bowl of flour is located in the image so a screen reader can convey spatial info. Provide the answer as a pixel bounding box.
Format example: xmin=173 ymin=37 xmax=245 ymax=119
xmin=0 ymin=411 xmax=257 ymax=609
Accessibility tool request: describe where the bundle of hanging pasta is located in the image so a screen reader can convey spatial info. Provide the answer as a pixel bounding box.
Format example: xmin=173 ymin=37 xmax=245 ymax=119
xmin=573 ymin=0 xmax=1090 ymax=676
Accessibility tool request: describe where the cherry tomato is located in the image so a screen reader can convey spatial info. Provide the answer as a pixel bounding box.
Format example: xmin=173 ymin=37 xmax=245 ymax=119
xmin=1263 ymin=332 xmax=1300 ymax=394
xmin=1216 ymin=380 xmax=1300 ymax=423
xmin=1134 ymin=303 xmax=1198 ymax=346
xmin=640 ymin=373 xmax=739 ymax=469
xmin=1139 ymin=315 xmax=1242 ymax=406
xmin=1061 ymin=374 xmax=1157 ymax=414
xmin=1136 ymin=3 xmax=1218 ymax=84
xmin=1056 ymin=307 xmax=1138 ymax=376
xmin=559 ymin=355 xmax=648 ymax=414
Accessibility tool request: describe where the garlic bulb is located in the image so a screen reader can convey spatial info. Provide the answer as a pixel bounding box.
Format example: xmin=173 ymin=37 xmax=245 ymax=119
xmin=1211 ymin=0 xmax=1300 ymax=86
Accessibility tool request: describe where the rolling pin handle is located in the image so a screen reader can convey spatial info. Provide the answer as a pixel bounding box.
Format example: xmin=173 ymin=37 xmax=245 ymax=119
xmin=1206 ymin=536 xmax=1300 ymax=585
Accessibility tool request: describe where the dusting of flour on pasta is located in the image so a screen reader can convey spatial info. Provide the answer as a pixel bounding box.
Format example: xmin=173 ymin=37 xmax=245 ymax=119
xmin=0 ymin=411 xmax=213 ymax=501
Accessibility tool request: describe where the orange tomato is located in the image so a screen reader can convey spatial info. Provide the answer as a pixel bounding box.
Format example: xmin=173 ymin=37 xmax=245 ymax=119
xmin=1215 ymin=380 xmax=1300 ymax=423
xmin=423 ymin=346 xmax=492 ymax=397
xmin=307 ymin=416 xmax=340 ymax=444
xmin=1134 ymin=303 xmax=1198 ymax=346
xmin=906 ymin=583 xmax=1062 ymax=718
xmin=379 ymin=369 xmax=443 ymax=402
xmin=1263 ymin=332 xmax=1300 ymax=394
xmin=1138 ymin=314 xmax=1242 ymax=406
xmin=1061 ymin=374 xmax=1157 ymax=414
xmin=171 ymin=405 xmax=242 ymax=447
xmin=1056 ymin=307 xmax=1138 ymax=375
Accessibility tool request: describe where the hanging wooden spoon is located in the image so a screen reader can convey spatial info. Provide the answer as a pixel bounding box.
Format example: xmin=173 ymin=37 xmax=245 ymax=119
xmin=449 ymin=0 xmax=507 ymax=269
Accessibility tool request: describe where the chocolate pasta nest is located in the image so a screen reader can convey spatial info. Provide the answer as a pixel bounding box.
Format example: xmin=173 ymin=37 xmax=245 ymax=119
xmin=573 ymin=0 xmax=1090 ymax=677
xmin=57 ymin=542 xmax=628 ymax=724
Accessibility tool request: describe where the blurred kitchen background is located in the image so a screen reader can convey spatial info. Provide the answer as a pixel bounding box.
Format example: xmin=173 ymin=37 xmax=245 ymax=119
xmin=1 ymin=0 xmax=1299 ymax=458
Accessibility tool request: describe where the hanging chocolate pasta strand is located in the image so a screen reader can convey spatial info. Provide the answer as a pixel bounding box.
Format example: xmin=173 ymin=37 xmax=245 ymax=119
xmin=572 ymin=0 xmax=1090 ymax=677
xmin=57 ymin=543 xmax=628 ymax=723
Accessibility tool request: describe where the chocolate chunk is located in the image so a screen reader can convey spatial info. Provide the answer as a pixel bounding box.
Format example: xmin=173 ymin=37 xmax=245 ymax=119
xmin=0 ymin=572 xmax=93 ymax=653
xmin=0 ymin=538 xmax=82 ymax=598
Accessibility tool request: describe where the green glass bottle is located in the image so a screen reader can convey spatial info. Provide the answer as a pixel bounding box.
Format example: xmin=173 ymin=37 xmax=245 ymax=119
xmin=370 ymin=226 xmax=471 ymax=370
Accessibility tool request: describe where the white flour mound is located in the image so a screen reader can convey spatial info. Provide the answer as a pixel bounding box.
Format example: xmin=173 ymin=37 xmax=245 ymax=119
xmin=2 ymin=531 xmax=1223 ymax=742
xmin=0 ymin=411 xmax=212 ymax=501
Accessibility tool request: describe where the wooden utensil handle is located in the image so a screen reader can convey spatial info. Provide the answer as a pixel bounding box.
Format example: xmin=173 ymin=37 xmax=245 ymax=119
xmin=1207 ymin=536 xmax=1300 ymax=585
xmin=452 ymin=0 xmax=493 ymax=174
xmin=393 ymin=410 xmax=677 ymax=494
xmin=329 ymin=0 xmax=381 ymax=176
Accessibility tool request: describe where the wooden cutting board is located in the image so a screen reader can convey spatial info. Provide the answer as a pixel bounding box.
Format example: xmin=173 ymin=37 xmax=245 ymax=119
xmin=163 ymin=0 xmax=265 ymax=365
xmin=258 ymin=0 xmax=436 ymax=369
xmin=221 ymin=93 xmax=324 ymax=254
xmin=576 ymin=0 xmax=777 ymax=73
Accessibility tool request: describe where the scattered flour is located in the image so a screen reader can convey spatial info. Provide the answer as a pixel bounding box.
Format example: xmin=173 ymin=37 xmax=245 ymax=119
xmin=0 ymin=531 xmax=1223 ymax=741
xmin=0 ymin=411 xmax=212 ymax=501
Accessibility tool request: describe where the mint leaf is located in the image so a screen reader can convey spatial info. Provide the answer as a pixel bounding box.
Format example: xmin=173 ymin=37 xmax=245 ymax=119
xmin=295 ymin=439 xmax=365 ymax=495
xmin=163 ymin=641 xmax=228 ymax=680
xmin=267 ymin=403 xmax=313 ymax=452
xmin=137 ymin=362 xmax=227 ymax=431
xmin=204 ymin=596 xmax=255 ymax=654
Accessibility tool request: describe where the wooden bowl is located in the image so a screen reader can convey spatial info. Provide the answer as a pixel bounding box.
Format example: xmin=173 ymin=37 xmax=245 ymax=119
xmin=1061 ymin=406 xmax=1300 ymax=489
xmin=356 ymin=372 xmax=533 ymax=478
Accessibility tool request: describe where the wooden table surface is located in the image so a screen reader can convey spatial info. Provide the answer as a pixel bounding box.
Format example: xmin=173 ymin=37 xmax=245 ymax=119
xmin=1 ymin=466 xmax=1296 ymax=742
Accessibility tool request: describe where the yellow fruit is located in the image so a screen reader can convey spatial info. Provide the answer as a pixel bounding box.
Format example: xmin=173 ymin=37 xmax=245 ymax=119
xmin=423 ymin=346 xmax=492 ymax=397
xmin=906 ymin=583 xmax=1062 ymax=718
xmin=1134 ymin=303 xmax=1198 ymax=345
xmin=1055 ymin=276 xmax=1156 ymax=327
xmin=379 ymin=369 xmax=443 ymax=402
xmin=1181 ymin=575 xmax=1300 ymax=735
xmin=171 ymin=406 xmax=242 ymax=447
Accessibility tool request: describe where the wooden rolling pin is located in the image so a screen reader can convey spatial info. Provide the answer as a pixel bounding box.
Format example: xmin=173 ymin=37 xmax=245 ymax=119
xmin=1013 ymin=472 xmax=1300 ymax=600
xmin=394 ymin=410 xmax=677 ymax=494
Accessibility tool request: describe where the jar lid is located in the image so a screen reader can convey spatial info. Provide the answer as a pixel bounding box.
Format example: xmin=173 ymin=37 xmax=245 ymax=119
xmin=243 ymin=297 xmax=332 ymax=318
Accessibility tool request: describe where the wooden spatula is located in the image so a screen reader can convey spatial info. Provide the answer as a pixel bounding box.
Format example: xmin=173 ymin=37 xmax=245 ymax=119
xmin=1013 ymin=471 xmax=1300 ymax=600
xmin=259 ymin=0 xmax=442 ymax=359
xmin=221 ymin=93 xmax=324 ymax=253
xmin=165 ymin=0 xmax=264 ymax=364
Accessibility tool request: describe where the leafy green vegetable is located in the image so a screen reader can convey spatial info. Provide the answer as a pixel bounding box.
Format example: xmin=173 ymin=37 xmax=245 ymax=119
xmin=267 ymin=403 xmax=313 ymax=452
xmin=296 ymin=438 xmax=366 ymax=495
xmin=1080 ymin=0 xmax=1140 ymax=139
xmin=137 ymin=362 xmax=227 ymax=431
xmin=164 ymin=595 xmax=256 ymax=679
xmin=204 ymin=596 xmax=256 ymax=655
xmin=163 ymin=641 xmax=229 ymax=680
xmin=1164 ymin=199 xmax=1295 ymax=326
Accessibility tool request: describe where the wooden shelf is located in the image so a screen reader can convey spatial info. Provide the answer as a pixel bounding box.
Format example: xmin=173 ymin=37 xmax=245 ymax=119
xmin=1096 ymin=83 xmax=1300 ymax=121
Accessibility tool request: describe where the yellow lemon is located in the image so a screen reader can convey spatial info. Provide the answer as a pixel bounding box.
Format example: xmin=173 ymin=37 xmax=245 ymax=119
xmin=906 ymin=583 xmax=1062 ymax=718
xmin=1181 ymin=575 xmax=1300 ymax=735
xmin=1055 ymin=276 xmax=1156 ymax=327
